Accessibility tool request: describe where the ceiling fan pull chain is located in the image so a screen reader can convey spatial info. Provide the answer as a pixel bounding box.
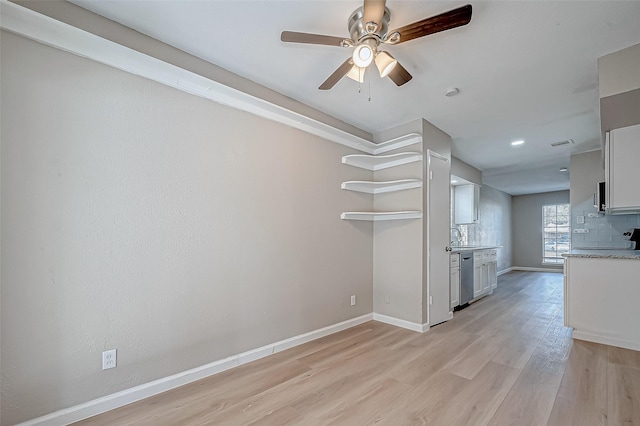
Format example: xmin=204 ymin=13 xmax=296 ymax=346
xmin=368 ymin=71 xmax=372 ymax=102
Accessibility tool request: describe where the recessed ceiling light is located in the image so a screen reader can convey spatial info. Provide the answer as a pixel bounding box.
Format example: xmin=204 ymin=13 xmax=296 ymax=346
xmin=560 ymin=167 xmax=568 ymax=172
xmin=511 ymin=140 xmax=525 ymax=146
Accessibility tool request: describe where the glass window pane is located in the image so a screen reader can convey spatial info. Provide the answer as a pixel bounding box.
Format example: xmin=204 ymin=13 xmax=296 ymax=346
xmin=542 ymin=203 xmax=571 ymax=264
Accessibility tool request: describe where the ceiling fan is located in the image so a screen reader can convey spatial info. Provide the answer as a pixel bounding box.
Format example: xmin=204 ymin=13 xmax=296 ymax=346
xmin=281 ymin=0 xmax=472 ymax=90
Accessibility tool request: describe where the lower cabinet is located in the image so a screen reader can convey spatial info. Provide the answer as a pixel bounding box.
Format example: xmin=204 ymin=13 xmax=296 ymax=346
xmin=488 ymin=261 xmax=497 ymax=289
xmin=488 ymin=249 xmax=498 ymax=289
xmin=450 ymin=253 xmax=460 ymax=309
xmin=473 ymin=251 xmax=483 ymax=298
xmin=473 ymin=249 xmax=498 ymax=299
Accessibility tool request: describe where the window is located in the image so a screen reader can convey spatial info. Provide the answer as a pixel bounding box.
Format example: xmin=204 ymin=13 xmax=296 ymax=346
xmin=543 ymin=204 xmax=571 ymax=264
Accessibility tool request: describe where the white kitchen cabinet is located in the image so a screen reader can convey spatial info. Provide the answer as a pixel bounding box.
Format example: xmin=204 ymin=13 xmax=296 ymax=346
xmin=564 ymin=255 xmax=640 ymax=351
xmin=473 ymin=251 xmax=483 ymax=298
xmin=454 ymin=184 xmax=480 ymax=224
xmin=605 ymin=123 xmax=640 ymax=214
xmin=488 ymin=261 xmax=497 ymax=289
xmin=481 ymin=263 xmax=490 ymax=293
xmin=488 ymin=249 xmax=498 ymax=289
xmin=450 ymin=253 xmax=460 ymax=309
xmin=472 ymin=249 xmax=498 ymax=299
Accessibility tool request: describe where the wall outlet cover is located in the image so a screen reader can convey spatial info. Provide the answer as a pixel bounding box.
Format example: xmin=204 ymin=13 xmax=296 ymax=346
xmin=102 ymin=349 xmax=117 ymax=370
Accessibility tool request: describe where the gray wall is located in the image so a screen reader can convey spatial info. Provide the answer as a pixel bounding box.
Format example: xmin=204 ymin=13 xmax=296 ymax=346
xmin=570 ymin=150 xmax=639 ymax=249
xmin=1 ymin=31 xmax=374 ymax=425
xmin=512 ymin=190 xmax=570 ymax=269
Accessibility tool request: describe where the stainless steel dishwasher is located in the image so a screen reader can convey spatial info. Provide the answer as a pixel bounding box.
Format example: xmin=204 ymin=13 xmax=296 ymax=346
xmin=459 ymin=252 xmax=474 ymax=306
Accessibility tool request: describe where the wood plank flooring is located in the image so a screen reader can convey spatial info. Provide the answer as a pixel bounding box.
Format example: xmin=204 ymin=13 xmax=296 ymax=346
xmin=75 ymin=271 xmax=640 ymax=425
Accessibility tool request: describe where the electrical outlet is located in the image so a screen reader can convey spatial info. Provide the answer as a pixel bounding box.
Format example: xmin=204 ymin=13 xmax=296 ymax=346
xmin=350 ymin=295 xmax=356 ymax=306
xmin=577 ymin=215 xmax=585 ymax=224
xmin=429 ymin=295 xmax=433 ymax=305
xmin=384 ymin=295 xmax=390 ymax=304
xmin=102 ymin=349 xmax=117 ymax=370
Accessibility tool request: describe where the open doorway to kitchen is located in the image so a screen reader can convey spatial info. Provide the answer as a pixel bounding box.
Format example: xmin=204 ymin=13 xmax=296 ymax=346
xmin=543 ymin=204 xmax=571 ymax=264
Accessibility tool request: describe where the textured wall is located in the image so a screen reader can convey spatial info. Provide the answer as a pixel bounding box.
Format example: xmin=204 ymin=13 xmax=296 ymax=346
xmin=452 ymin=185 xmax=512 ymax=273
xmin=1 ymin=32 xmax=374 ymax=425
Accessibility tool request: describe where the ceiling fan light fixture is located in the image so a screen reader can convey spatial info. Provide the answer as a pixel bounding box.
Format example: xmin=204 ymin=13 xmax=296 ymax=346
xmin=347 ymin=65 xmax=366 ymax=83
xmin=375 ymin=51 xmax=397 ymax=78
xmin=352 ymin=38 xmax=377 ymax=68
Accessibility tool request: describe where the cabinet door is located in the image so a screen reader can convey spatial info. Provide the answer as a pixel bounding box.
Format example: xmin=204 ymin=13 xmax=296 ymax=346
xmin=450 ymin=267 xmax=460 ymax=309
xmin=481 ymin=263 xmax=490 ymax=292
xmin=489 ymin=261 xmax=498 ymax=289
xmin=473 ymin=264 xmax=483 ymax=297
xmin=608 ymin=124 xmax=640 ymax=211
xmin=454 ymin=184 xmax=479 ymax=224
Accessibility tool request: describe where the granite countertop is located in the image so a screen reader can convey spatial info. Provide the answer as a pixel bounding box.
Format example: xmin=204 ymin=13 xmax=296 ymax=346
xmin=563 ymin=249 xmax=640 ymax=260
xmin=451 ymin=246 xmax=501 ymax=253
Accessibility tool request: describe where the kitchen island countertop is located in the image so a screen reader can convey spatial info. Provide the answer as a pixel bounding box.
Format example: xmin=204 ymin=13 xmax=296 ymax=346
xmin=563 ymin=249 xmax=640 ymax=260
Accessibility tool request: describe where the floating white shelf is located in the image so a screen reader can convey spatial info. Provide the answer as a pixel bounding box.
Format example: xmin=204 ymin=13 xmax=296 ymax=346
xmin=341 ymin=179 xmax=423 ymax=194
xmin=340 ymin=211 xmax=423 ymax=221
xmin=342 ymin=152 xmax=422 ymax=171
xmin=371 ymin=133 xmax=422 ymax=155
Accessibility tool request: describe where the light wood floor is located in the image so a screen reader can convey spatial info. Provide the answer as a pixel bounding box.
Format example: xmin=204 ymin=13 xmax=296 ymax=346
xmin=75 ymin=272 xmax=640 ymax=425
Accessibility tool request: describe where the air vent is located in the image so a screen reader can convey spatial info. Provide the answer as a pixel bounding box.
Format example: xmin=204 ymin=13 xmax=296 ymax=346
xmin=550 ymin=139 xmax=574 ymax=147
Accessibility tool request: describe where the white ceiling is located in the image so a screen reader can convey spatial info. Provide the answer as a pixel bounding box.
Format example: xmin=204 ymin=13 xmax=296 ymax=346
xmin=71 ymin=0 xmax=640 ymax=195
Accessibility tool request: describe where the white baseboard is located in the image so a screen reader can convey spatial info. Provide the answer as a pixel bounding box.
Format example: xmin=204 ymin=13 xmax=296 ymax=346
xmin=497 ymin=267 xmax=513 ymax=276
xmin=17 ymin=313 xmax=373 ymax=426
xmin=511 ymin=266 xmax=563 ymax=273
xmin=572 ymin=330 xmax=640 ymax=352
xmin=373 ymin=313 xmax=429 ymax=333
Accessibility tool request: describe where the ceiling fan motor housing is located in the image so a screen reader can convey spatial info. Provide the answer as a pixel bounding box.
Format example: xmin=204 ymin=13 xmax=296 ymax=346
xmin=348 ymin=6 xmax=391 ymax=44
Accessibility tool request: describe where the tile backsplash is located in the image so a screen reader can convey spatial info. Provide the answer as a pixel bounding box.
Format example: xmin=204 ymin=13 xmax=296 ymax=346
xmin=571 ymin=199 xmax=640 ymax=249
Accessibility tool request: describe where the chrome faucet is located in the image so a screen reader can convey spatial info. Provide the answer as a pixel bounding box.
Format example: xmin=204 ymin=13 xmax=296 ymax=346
xmin=450 ymin=228 xmax=462 ymax=246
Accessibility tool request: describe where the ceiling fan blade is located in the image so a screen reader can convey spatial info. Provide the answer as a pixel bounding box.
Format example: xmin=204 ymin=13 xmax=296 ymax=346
xmin=387 ymin=62 xmax=412 ymax=87
xmin=390 ymin=4 xmax=472 ymax=44
xmin=281 ymin=31 xmax=349 ymax=47
xmin=363 ymin=0 xmax=386 ymax=28
xmin=319 ymin=58 xmax=354 ymax=90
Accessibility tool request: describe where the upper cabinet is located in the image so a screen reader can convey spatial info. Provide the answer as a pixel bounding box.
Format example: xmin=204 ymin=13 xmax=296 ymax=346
xmin=605 ymin=123 xmax=640 ymax=214
xmin=454 ymin=184 xmax=480 ymax=224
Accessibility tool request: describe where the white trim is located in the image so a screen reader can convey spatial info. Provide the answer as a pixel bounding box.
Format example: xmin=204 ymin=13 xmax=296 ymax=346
xmin=511 ymin=267 xmax=563 ymax=273
xmin=497 ymin=267 xmax=513 ymax=276
xmin=15 ymin=314 xmax=373 ymax=426
xmin=0 ymin=0 xmax=389 ymax=154
xmin=572 ymin=330 xmax=640 ymax=352
xmin=425 ymin=149 xmax=450 ymax=162
xmin=0 ymin=1 xmax=423 ymax=156
xmin=373 ymin=313 xmax=429 ymax=333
